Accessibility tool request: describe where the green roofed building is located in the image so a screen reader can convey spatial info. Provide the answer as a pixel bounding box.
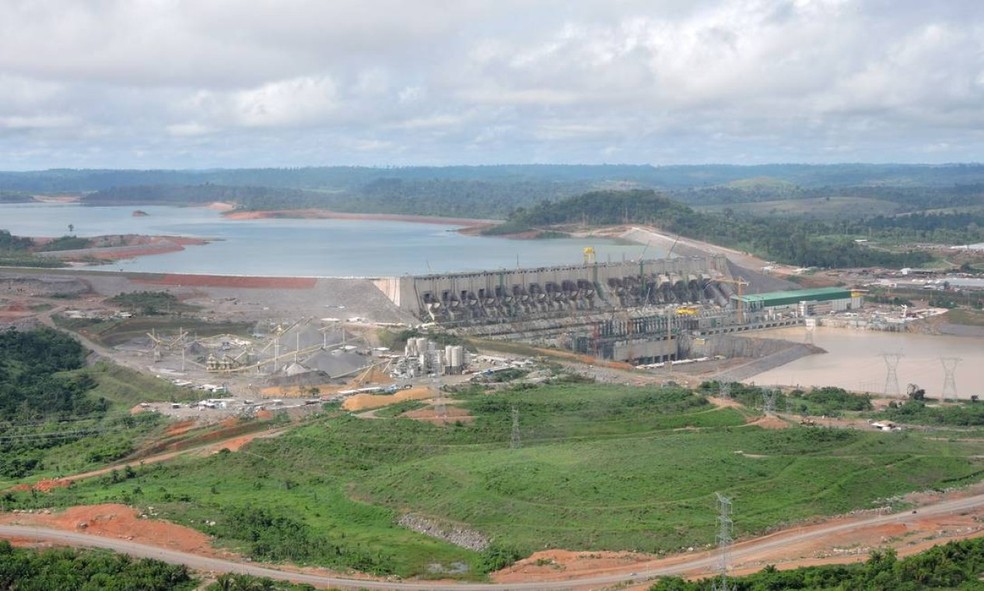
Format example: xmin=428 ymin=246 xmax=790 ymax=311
xmin=735 ymin=286 xmax=862 ymax=316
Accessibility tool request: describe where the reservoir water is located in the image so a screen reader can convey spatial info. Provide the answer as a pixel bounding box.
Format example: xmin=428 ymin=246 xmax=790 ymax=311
xmin=748 ymin=326 xmax=984 ymax=400
xmin=0 ymin=203 xmax=657 ymax=277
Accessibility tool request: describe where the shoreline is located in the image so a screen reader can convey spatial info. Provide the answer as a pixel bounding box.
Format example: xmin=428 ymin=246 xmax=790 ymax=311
xmin=221 ymin=207 xmax=499 ymax=228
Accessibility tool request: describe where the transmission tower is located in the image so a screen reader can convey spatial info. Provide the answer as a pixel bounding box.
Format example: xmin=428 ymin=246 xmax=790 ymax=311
xmin=941 ymin=357 xmax=961 ymax=402
xmin=882 ymin=353 xmax=903 ymax=397
xmin=718 ymin=381 xmax=732 ymax=400
xmin=762 ymin=389 xmax=778 ymax=414
xmin=510 ymin=406 xmax=521 ymax=449
xmin=433 ymin=373 xmax=447 ymax=422
xmin=712 ymin=493 xmax=734 ymax=591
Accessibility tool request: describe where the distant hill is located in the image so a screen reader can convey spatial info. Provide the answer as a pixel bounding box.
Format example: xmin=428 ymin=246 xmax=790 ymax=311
xmin=5 ymin=162 xmax=984 ymax=193
xmin=4 ymin=163 xmax=983 ymax=222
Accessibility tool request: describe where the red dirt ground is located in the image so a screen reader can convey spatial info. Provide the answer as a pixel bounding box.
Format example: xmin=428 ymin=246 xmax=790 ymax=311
xmin=342 ymin=386 xmax=434 ymax=411
xmin=0 ymin=504 xmax=223 ymax=557
xmin=164 ymin=419 xmax=198 ymax=437
xmin=136 ymin=274 xmax=317 ymax=289
xmin=402 ymin=406 xmax=475 ymax=424
xmin=747 ymin=415 xmax=791 ymax=429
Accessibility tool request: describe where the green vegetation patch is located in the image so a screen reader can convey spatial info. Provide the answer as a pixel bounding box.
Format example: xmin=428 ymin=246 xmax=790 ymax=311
xmin=36 ymin=235 xmax=91 ymax=252
xmin=12 ymin=381 xmax=984 ymax=580
xmin=0 ymin=541 xmax=196 ymax=591
xmin=79 ymin=361 xmax=189 ymax=407
xmin=944 ymin=308 xmax=984 ymax=327
xmin=54 ymin=316 xmax=253 ymax=347
xmin=373 ymin=400 xmax=428 ymax=418
xmin=879 ymin=400 xmax=984 ymax=426
xmin=108 ymin=291 xmax=196 ymax=315
xmin=0 ymin=328 xmax=169 ymax=484
xmin=651 ymin=539 xmax=984 ymax=590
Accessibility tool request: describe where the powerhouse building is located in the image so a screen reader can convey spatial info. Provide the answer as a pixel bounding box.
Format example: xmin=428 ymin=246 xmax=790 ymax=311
xmin=735 ymin=287 xmax=863 ymax=316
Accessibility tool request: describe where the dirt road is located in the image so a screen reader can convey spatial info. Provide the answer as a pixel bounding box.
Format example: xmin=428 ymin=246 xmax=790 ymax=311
xmin=5 ymin=490 xmax=984 ymax=591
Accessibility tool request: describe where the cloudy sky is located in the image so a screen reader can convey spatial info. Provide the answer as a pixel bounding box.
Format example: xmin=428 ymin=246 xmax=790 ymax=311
xmin=1 ymin=0 xmax=983 ymax=169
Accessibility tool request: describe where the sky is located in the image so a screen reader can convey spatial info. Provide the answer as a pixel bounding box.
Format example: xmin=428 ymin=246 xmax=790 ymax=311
xmin=1 ymin=0 xmax=983 ymax=170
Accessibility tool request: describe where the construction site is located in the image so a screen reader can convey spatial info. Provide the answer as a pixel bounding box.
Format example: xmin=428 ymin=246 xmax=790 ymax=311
xmin=374 ymin=252 xmax=846 ymax=366
xmin=1 ymin=234 xmax=889 ymax=420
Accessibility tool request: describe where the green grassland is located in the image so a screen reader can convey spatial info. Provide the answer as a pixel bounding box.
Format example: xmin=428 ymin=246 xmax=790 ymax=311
xmin=699 ymin=196 xmax=904 ymax=219
xmin=944 ymin=309 xmax=984 ymax=327
xmin=54 ymin=315 xmax=254 ymax=347
xmin=9 ymin=382 xmax=984 ymax=580
xmin=80 ymin=361 xmax=189 ymax=406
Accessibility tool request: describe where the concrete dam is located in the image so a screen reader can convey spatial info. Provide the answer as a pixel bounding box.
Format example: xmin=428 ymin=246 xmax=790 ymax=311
xmin=372 ymin=255 xmax=758 ymax=364
xmin=377 ymin=255 xmax=732 ymax=324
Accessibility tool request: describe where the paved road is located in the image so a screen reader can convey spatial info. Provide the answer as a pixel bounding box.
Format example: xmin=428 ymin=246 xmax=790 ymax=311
xmin=4 ymin=491 xmax=984 ymax=591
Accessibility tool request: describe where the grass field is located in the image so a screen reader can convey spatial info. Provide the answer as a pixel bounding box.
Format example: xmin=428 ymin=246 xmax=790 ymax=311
xmin=53 ymin=315 xmax=254 ymax=347
xmin=699 ymin=196 xmax=903 ymax=219
xmin=944 ymin=308 xmax=984 ymax=327
xmin=8 ymin=383 xmax=984 ymax=579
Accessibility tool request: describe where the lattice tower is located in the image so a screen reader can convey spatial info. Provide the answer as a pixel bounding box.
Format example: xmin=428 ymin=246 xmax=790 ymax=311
xmin=510 ymin=406 xmax=521 ymax=449
xmin=883 ymin=353 xmax=903 ymax=397
xmin=433 ymin=373 xmax=447 ymax=421
xmin=762 ymin=389 xmax=778 ymax=414
xmin=712 ymin=493 xmax=734 ymax=591
xmin=941 ymin=357 xmax=961 ymax=402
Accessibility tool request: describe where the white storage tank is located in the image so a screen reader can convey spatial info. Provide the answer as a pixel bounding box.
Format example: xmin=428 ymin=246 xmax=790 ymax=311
xmin=450 ymin=345 xmax=464 ymax=369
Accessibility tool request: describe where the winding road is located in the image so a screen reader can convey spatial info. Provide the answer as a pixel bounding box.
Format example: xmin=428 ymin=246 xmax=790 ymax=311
xmin=4 ymin=490 xmax=984 ymax=590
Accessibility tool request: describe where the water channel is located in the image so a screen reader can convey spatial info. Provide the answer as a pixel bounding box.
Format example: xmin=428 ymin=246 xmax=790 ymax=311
xmin=747 ymin=326 xmax=984 ymax=400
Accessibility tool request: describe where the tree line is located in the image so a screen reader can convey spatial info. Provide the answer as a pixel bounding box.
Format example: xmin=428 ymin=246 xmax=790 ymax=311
xmin=491 ymin=189 xmax=940 ymax=268
xmin=650 ymin=537 xmax=984 ymax=590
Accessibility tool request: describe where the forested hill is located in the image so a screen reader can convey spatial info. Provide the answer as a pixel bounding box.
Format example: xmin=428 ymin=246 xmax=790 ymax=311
xmin=78 ymin=180 xmax=585 ymax=219
xmin=6 ymin=163 xmax=984 ymax=230
xmin=5 ymin=163 xmax=984 ymax=194
xmin=488 ymin=189 xmax=693 ymax=231
xmin=487 ymin=189 xmax=947 ymax=269
xmin=81 ymin=185 xmax=316 ymax=206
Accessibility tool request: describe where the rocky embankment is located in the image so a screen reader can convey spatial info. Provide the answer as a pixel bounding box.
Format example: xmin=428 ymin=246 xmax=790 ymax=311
xmin=398 ymin=513 xmax=490 ymax=551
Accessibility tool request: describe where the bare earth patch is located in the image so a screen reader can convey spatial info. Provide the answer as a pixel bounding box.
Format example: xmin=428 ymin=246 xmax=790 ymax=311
xmin=0 ymin=504 xmax=224 ymax=558
xmin=137 ymin=274 xmax=317 ymax=289
xmin=342 ymin=386 xmax=434 ymax=411
xmin=747 ymin=415 xmax=791 ymax=429
xmin=403 ymin=405 xmax=475 ymax=425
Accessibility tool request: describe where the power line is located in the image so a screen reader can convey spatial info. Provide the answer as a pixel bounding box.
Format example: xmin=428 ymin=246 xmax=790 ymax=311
xmin=883 ymin=353 xmax=902 ymax=397
xmin=713 ymin=493 xmax=734 ymax=591
xmin=941 ymin=357 xmax=961 ymax=402
xmin=511 ymin=406 xmax=521 ymax=449
xmin=762 ymin=389 xmax=778 ymax=414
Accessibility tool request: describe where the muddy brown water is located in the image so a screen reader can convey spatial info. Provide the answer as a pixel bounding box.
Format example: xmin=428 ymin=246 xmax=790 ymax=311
xmin=746 ymin=326 xmax=984 ymax=400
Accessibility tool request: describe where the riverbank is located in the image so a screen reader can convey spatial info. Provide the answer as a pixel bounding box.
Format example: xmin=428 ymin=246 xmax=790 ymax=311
xmin=31 ymin=235 xmax=210 ymax=263
xmin=222 ymin=208 xmax=498 ymax=227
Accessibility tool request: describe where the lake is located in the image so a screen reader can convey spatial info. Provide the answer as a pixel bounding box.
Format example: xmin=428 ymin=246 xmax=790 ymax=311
xmin=0 ymin=203 xmax=658 ymax=277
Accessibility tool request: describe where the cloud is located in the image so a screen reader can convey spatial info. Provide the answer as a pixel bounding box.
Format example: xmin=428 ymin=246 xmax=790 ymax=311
xmin=1 ymin=0 xmax=984 ymax=168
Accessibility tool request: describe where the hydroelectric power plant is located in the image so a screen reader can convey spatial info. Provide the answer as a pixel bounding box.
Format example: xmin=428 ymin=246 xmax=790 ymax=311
xmin=376 ymin=253 xmax=828 ymax=365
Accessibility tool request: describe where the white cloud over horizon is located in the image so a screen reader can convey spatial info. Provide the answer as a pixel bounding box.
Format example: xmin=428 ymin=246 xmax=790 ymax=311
xmin=1 ymin=0 xmax=983 ymax=169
